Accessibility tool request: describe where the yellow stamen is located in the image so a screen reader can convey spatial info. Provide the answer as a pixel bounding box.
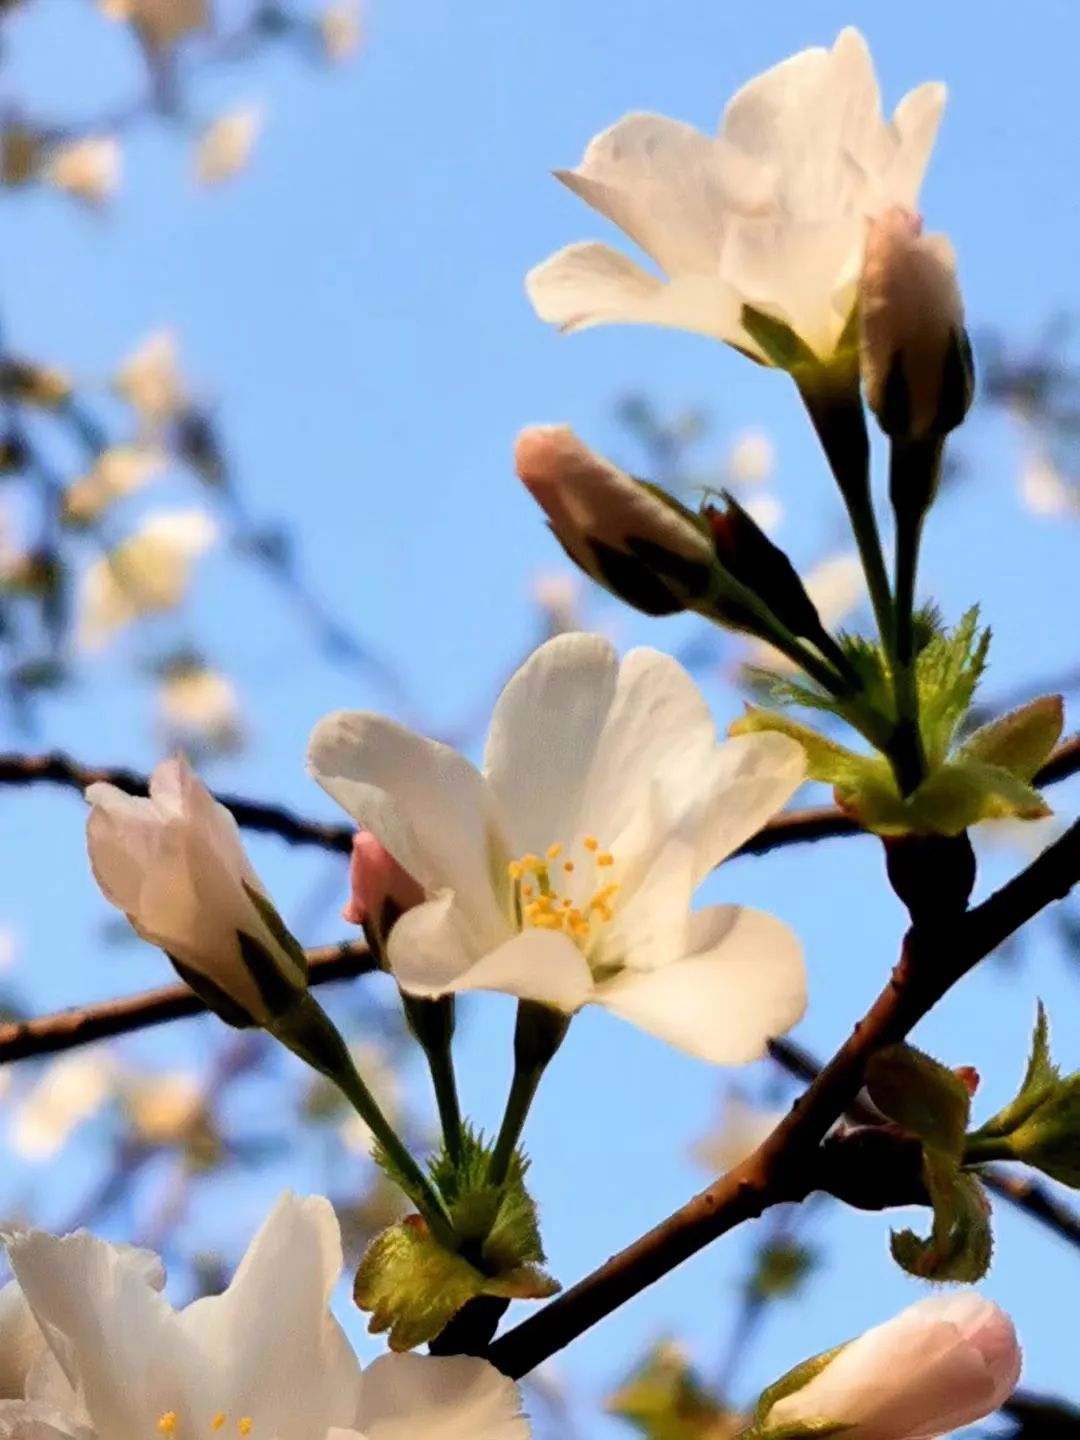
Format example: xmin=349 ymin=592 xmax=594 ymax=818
xmin=521 ymin=853 xmax=541 ymax=872
xmin=546 ymin=842 xmax=562 ymax=859
xmin=507 ymin=860 xmax=523 ymax=880
xmin=522 ymin=884 xmax=534 ymax=898
xmin=211 ymin=1417 xmax=226 ymax=1432
xmin=563 ymin=860 xmax=575 ymax=873
xmin=597 ymin=852 xmax=614 ymax=867
xmin=583 ymin=836 xmax=599 ymax=852
xmin=238 ymin=1422 xmax=253 ymax=1437
xmin=157 ymin=1415 xmax=177 ymax=1436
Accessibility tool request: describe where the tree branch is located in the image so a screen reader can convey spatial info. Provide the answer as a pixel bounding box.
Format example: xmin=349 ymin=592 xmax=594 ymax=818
xmin=3 ymin=734 xmax=1078 ymax=860
xmin=486 ymin=815 xmax=1080 ymax=1380
xmin=768 ymin=1036 xmax=1080 ymax=1251
xmin=0 ymin=941 xmax=378 ymax=1064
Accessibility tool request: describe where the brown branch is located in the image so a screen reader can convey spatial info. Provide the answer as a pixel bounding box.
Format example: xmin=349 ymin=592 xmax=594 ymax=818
xmin=487 ymin=816 xmax=1080 ymax=1380
xmin=4 ymin=734 xmax=1078 ymax=861
xmin=768 ymin=1036 xmax=1080 ymax=1251
xmin=0 ymin=941 xmax=378 ymax=1065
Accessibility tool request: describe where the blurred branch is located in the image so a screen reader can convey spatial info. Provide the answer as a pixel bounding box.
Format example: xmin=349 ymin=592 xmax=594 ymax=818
xmin=767 ymin=1036 xmax=1080 ymax=1251
xmin=0 ymin=939 xmax=377 ymax=1064
xmin=487 ymin=817 xmax=1080 ymax=1379
xmin=3 ymin=733 xmax=1078 ymax=857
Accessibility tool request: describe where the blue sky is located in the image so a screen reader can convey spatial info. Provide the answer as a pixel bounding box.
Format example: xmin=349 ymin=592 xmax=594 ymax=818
xmin=3 ymin=1 xmax=1080 ymax=1435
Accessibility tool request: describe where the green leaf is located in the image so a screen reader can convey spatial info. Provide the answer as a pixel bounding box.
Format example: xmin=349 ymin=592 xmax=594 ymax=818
xmin=972 ymin=1002 xmax=1059 ymax=1141
xmin=426 ymin=1123 xmax=547 ymax=1269
xmin=890 ymin=1148 xmax=992 ymax=1282
xmin=958 ymin=695 xmax=1064 ymax=782
xmin=730 ymin=709 xmax=880 ymax=790
xmin=916 ymin=606 xmax=991 ymax=765
xmin=865 ymin=1044 xmax=972 ymax=1156
xmin=607 ymin=1342 xmax=732 ymax=1440
xmin=354 ymin=1217 xmax=558 ymax=1352
xmin=749 ymin=1239 xmax=816 ymax=1301
xmin=1009 ymin=1073 xmax=1080 ymax=1187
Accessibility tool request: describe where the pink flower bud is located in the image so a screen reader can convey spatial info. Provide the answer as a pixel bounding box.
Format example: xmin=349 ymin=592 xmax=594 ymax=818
xmin=765 ymin=1293 xmax=1021 ymax=1440
xmin=343 ymin=831 xmax=424 ymax=927
xmin=859 ymin=207 xmax=971 ymax=440
xmin=515 ymin=424 xmax=715 ymax=617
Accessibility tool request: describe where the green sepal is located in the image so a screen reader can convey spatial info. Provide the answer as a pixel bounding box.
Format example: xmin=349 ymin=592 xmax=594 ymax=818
xmin=740 ymin=306 xmax=822 ymax=372
xmin=729 ymin=709 xmax=885 ymax=793
xmin=427 ymin=1123 xmax=547 ymax=1271
xmin=890 ymin=1148 xmax=992 ymax=1282
xmin=236 ymin=932 xmax=306 ymax=1018
xmin=971 ymin=1002 xmax=1059 ymax=1142
xmin=751 ymin=1345 xmax=847 ymax=1428
xmin=167 ymin=953 xmax=255 ymax=1029
xmin=353 ymin=1215 xmax=559 ymax=1352
xmin=865 ymin=1043 xmax=972 ymax=1157
xmin=607 ymin=1341 xmax=732 ymax=1440
xmin=957 ymin=695 xmax=1064 ymax=782
xmin=243 ymin=881 xmax=310 ymax=980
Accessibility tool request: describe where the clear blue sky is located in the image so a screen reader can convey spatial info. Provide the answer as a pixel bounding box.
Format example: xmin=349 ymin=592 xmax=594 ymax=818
xmin=3 ymin=2 xmax=1080 ymax=1435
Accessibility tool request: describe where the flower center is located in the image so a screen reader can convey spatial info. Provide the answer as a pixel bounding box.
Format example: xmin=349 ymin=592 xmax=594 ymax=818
xmin=157 ymin=1415 xmax=252 ymax=1437
xmin=506 ymin=836 xmax=619 ymax=947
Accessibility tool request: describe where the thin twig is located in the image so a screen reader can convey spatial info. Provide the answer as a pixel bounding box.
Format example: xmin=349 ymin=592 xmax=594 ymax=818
xmin=3 ymin=734 xmax=1078 ymax=860
xmin=0 ymin=941 xmax=378 ymax=1065
xmin=486 ymin=817 xmax=1080 ymax=1379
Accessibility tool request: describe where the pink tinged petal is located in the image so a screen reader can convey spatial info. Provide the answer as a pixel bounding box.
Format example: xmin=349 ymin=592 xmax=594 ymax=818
xmin=357 ymin=1353 xmax=529 ymax=1440
xmin=306 ymin=712 xmax=505 ymax=947
xmin=342 ymin=831 xmax=424 ymax=926
xmin=483 ymin=632 xmax=618 ymax=857
xmin=597 ymin=905 xmax=806 ymax=1064
xmin=394 ymin=914 xmax=593 ymax=1014
xmin=179 ymin=1193 xmax=362 ymax=1437
xmin=555 ymin=112 xmax=771 ymax=276
xmin=526 ymin=243 xmax=748 ymax=345
xmin=767 ymin=1294 xmax=1020 ymax=1440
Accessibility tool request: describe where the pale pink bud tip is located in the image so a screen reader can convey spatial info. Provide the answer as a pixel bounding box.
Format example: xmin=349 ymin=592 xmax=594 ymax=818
xmin=515 ymin=425 xmax=598 ymax=497
xmin=342 ymin=831 xmax=424 ymax=926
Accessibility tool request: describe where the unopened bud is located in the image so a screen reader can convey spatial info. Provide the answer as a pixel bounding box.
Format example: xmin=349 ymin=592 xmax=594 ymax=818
xmin=515 ymin=424 xmax=716 ymax=616
xmin=343 ymin=831 xmax=424 ymax=935
xmin=859 ymin=207 xmax=973 ymax=441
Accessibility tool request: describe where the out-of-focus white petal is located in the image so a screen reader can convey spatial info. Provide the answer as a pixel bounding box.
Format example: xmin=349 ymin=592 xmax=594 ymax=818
xmin=195 ymin=106 xmax=263 ymax=187
xmin=9 ymin=1055 xmax=116 ymax=1162
xmin=357 ymin=1353 xmax=529 ymax=1440
xmin=46 ymin=138 xmax=120 ymax=206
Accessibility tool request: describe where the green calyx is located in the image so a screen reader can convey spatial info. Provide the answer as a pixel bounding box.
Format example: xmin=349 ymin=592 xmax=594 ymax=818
xmin=358 ymin=1124 xmax=558 ymax=1350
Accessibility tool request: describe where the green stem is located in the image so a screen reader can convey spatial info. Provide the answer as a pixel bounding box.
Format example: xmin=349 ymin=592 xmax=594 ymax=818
xmin=798 ymin=370 xmax=894 ymax=647
xmin=275 ymin=994 xmax=457 ymax=1247
xmin=963 ymin=1134 xmax=1018 ymax=1167
xmin=402 ymin=992 xmax=463 ymax=1164
xmin=489 ymin=1001 xmax=570 ymax=1186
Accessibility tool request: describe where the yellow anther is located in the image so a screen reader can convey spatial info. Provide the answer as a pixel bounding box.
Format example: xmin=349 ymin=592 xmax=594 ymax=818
xmin=546 ymin=842 xmax=562 ymax=859
xmin=238 ymin=1421 xmax=253 ymax=1437
xmin=521 ymin=853 xmax=541 ymax=872
xmin=561 ymin=898 xmax=572 ymax=909
xmin=583 ymin=836 xmax=599 ymax=852
xmin=563 ymin=860 xmax=575 ymax=873
xmin=211 ymin=1417 xmax=226 ymax=1432
xmin=522 ymin=884 xmax=534 ymax=898
xmin=571 ymin=919 xmax=590 ymax=937
xmin=157 ymin=1415 xmax=177 ymax=1435
xmin=597 ymin=853 xmax=614 ymax=867
xmin=507 ymin=860 xmax=523 ymax=880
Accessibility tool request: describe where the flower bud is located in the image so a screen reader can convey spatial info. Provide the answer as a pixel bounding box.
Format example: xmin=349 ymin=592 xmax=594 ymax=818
xmin=760 ymin=1294 xmax=1020 ymax=1440
xmin=859 ymin=207 xmax=973 ymax=441
xmin=343 ymin=830 xmax=424 ymax=930
xmin=85 ymin=756 xmax=308 ymax=1027
xmin=515 ymin=424 xmax=716 ymax=616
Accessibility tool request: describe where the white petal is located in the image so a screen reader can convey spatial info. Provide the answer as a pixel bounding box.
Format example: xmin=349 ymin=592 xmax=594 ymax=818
xmin=180 ymin=1193 xmax=361 ymax=1435
xmin=556 ymin=112 xmax=770 ymax=275
xmin=689 ymin=732 xmax=806 ymax=883
xmin=394 ymin=914 xmax=592 ymax=1014
xmin=0 ymin=1282 xmax=46 ymax=1399
xmin=881 ymin=82 xmax=947 ymax=210
xmin=483 ymin=633 xmax=618 ymax=857
xmin=385 ymin=892 xmax=495 ymax=996
xmin=0 ymin=1399 xmax=92 ymax=1440
xmin=598 ymin=905 xmax=806 ymax=1063
xmin=307 ymin=713 xmax=505 ymax=945
xmin=526 ymin=242 xmax=746 ymax=343
xmin=358 ymin=1354 xmax=529 ymax=1440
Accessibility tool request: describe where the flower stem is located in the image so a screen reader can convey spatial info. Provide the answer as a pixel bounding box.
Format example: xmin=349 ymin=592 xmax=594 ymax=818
xmin=963 ymin=1133 xmax=1017 ymax=1166
xmin=797 ymin=369 xmax=894 ymax=647
xmin=489 ymin=1001 xmax=570 ymax=1186
xmin=401 ymin=991 xmax=463 ymax=1164
xmin=274 ymin=993 xmax=456 ymax=1247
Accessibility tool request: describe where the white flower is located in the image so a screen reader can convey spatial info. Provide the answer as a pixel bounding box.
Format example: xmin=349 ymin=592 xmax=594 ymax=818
xmin=692 ymin=1092 xmax=783 ymax=1174
xmin=98 ymin=0 xmax=207 ymax=51
xmin=762 ymin=1293 xmax=1021 ymax=1440
xmin=1021 ymin=451 xmax=1077 ymax=518
xmin=85 ymin=755 xmax=305 ymax=1025
xmin=742 ymin=552 xmax=862 ymax=674
xmin=113 ymin=331 xmax=188 ymax=427
xmin=3 ymin=1194 xmax=529 ymax=1440
xmin=195 ymin=107 xmax=263 ymax=187
xmin=725 ymin=430 xmax=774 ymax=487
xmin=63 ymin=446 xmax=165 ymax=524
xmin=118 ymin=1069 xmax=204 ymax=1148
xmin=319 ymin=1 xmax=362 ymax=62
xmin=46 ymin=138 xmax=120 ymax=207
xmin=531 ymin=570 xmax=583 ymax=636
xmin=8 ymin=1054 xmax=116 ymax=1162
xmin=309 ymin=633 xmax=807 ymax=1064
xmin=78 ymin=509 xmax=217 ymax=650
xmin=526 ymin=29 xmax=944 ymax=363
xmin=739 ymin=493 xmax=783 ymax=535
xmin=858 ymin=206 xmax=967 ymax=438
xmin=158 ymin=667 xmax=243 ymax=752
